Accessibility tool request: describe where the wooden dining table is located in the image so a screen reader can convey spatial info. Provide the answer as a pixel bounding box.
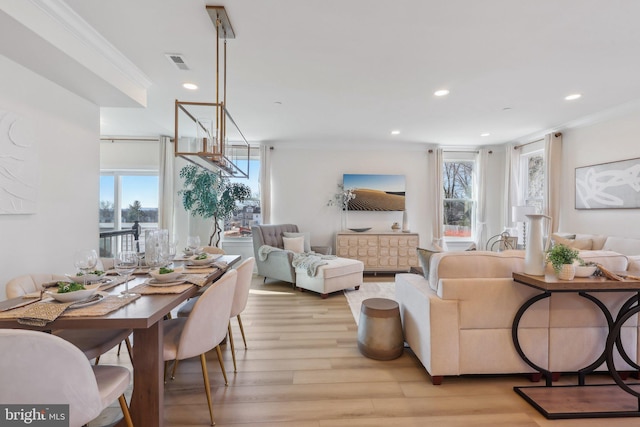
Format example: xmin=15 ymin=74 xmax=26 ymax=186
xmin=0 ymin=254 xmax=241 ymax=427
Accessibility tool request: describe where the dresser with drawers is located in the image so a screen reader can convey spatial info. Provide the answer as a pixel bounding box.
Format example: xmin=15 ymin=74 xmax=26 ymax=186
xmin=336 ymin=231 xmax=419 ymax=272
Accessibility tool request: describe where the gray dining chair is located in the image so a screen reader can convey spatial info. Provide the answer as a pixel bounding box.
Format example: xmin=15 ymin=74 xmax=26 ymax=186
xmin=0 ymin=329 xmax=133 ymax=427
xmin=163 ymin=268 xmax=237 ymax=426
xmin=5 ymin=273 xmax=133 ymax=365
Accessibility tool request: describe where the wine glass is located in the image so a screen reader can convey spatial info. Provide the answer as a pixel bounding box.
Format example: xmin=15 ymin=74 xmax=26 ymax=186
xmin=187 ymin=235 xmax=201 ymax=255
xmin=114 ymin=251 xmax=138 ymax=298
xmin=74 ymin=249 xmax=98 ymax=286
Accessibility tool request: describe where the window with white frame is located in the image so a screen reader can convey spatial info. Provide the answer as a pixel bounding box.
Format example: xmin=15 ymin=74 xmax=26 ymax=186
xmin=100 ymin=171 xmax=159 ymax=232
xmin=222 ymin=147 xmax=261 ymax=238
xmin=443 ymin=152 xmax=477 ymax=240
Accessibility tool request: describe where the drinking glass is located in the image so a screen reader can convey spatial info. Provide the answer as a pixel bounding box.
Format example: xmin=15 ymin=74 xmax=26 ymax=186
xmin=114 ymin=251 xmax=138 ymax=298
xmin=187 ymin=235 xmax=201 ymax=254
xmin=74 ymin=249 xmax=98 ymax=286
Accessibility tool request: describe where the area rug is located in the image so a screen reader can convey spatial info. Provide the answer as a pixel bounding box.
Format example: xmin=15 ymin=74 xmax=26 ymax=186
xmin=343 ymin=282 xmax=396 ymax=325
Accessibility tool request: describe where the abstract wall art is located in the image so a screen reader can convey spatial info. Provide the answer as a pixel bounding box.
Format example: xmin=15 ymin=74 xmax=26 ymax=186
xmin=0 ymin=110 xmax=37 ymax=214
xmin=575 ymin=157 xmax=640 ymax=210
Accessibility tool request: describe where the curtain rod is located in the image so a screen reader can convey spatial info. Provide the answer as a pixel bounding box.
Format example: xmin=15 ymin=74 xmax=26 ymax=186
xmin=513 ymin=132 xmax=562 ymax=150
xmin=428 ymin=149 xmax=493 ymax=154
xmin=100 ymin=137 xmax=161 ymax=142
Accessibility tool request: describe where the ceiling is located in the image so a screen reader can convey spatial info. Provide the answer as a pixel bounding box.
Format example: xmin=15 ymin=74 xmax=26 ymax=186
xmin=5 ymin=0 xmax=640 ymax=147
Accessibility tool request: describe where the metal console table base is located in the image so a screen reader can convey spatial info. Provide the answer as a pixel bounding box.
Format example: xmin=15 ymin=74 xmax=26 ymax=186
xmin=515 ymin=383 xmax=640 ymax=419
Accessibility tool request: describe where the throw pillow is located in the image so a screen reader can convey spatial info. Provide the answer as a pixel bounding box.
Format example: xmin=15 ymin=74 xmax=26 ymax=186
xmin=552 ymin=233 xmax=593 ymax=250
xmin=416 ymin=247 xmax=440 ymax=279
xmin=282 ymin=231 xmax=311 ymax=253
xmin=283 ymin=236 xmax=305 ymax=253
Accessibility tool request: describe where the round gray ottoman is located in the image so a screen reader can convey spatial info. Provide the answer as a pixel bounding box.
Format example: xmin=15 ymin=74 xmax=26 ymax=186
xmin=357 ymin=298 xmax=404 ymax=360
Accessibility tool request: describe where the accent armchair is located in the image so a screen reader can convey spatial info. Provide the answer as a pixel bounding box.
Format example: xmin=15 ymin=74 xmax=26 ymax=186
xmin=251 ymin=224 xmax=331 ymax=284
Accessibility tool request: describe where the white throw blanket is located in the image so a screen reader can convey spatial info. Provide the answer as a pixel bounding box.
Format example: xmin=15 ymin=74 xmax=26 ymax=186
xmin=292 ymin=252 xmax=337 ymax=277
xmin=257 ymin=245 xmax=290 ymax=261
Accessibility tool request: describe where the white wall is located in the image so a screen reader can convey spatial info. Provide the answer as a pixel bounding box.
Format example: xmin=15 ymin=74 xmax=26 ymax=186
xmin=559 ymin=106 xmax=640 ymax=238
xmin=268 ymin=142 xmax=508 ymax=252
xmin=0 ymin=55 xmax=99 ymax=300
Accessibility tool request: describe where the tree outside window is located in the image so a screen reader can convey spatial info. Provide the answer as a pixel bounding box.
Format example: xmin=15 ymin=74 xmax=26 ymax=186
xmin=443 ymin=159 xmax=475 ymax=239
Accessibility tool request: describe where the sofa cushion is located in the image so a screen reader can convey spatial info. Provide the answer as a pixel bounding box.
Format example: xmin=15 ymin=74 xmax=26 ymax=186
xmin=428 ymin=250 xmax=525 ymax=292
xmin=283 ymin=236 xmax=304 ymax=253
xmin=577 ymin=250 xmax=629 ymax=271
xmin=416 ymin=247 xmax=440 ymax=279
xmin=552 ymin=233 xmax=593 ymax=250
xmin=602 ymin=236 xmax=640 ymax=256
xmin=283 ymin=231 xmax=311 ymax=253
xmin=628 ymin=255 xmax=640 ymax=272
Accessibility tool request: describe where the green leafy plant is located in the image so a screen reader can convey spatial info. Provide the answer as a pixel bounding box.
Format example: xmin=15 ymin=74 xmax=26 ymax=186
xmin=546 ymin=244 xmax=581 ymax=273
xmin=178 ymin=165 xmax=252 ymax=247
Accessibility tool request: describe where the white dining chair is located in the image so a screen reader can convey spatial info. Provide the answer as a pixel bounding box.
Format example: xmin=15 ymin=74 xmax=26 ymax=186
xmin=176 ymin=257 xmax=255 ymax=372
xmin=163 ymin=269 xmax=237 ymax=426
xmin=5 ymin=274 xmax=133 ymax=365
xmin=0 ymin=329 xmax=133 ymax=427
xmin=227 ymin=257 xmax=255 ymax=372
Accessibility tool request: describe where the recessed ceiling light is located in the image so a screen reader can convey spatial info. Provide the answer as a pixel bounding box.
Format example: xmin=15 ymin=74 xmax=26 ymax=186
xmin=183 ymin=83 xmax=198 ymax=90
xmin=564 ymin=93 xmax=581 ymax=101
xmin=434 ymin=89 xmax=450 ymax=97
xmin=391 ymin=130 xmax=401 ymax=135
xmin=480 ymin=133 xmax=490 ymax=137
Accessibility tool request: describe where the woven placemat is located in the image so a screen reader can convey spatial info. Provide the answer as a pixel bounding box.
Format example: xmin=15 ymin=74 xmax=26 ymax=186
xmin=62 ymin=294 xmax=140 ymax=317
xmin=16 ymin=300 xmax=75 ymax=326
xmin=183 ymin=266 xmax=218 ymax=275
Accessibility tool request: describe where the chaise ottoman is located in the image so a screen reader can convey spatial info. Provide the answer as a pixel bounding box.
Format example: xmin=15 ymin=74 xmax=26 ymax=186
xmin=295 ymin=257 xmax=364 ymax=298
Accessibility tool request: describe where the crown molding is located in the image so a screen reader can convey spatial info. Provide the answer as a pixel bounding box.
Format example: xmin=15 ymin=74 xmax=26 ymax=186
xmin=32 ymin=0 xmax=152 ymax=89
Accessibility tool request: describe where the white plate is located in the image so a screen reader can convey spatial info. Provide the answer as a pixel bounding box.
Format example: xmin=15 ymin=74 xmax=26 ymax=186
xmin=146 ymin=276 xmax=187 ymax=287
xmin=187 ymin=254 xmax=221 ymax=265
xmin=65 ymin=273 xmax=106 ymax=283
xmin=46 ymin=284 xmax=100 ymax=302
xmin=68 ymin=292 xmax=107 ymax=309
xmin=148 ymin=267 xmax=184 ymax=282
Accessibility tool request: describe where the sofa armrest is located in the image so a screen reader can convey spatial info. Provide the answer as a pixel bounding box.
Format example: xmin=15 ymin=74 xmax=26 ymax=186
xmin=311 ymin=245 xmax=332 ymax=255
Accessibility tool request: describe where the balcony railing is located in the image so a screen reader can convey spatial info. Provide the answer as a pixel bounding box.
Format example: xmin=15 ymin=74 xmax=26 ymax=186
xmin=99 ymin=221 xmax=141 ymax=258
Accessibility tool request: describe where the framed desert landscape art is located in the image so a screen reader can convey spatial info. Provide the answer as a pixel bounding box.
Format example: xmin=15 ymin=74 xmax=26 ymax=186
xmin=343 ymin=174 xmax=405 ymax=211
xmin=575 ymin=157 xmax=640 ymax=209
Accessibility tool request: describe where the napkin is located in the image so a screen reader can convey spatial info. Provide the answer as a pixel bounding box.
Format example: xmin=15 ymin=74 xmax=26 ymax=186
xmin=17 ymin=301 xmax=75 ymax=327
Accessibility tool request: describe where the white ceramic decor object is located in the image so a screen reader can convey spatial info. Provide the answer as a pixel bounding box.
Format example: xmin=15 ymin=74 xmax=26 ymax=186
xmin=524 ymin=214 xmax=551 ymax=276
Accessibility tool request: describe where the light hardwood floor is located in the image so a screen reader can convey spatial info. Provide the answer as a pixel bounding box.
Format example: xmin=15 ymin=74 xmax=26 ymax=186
xmin=93 ymin=274 xmax=638 ymax=426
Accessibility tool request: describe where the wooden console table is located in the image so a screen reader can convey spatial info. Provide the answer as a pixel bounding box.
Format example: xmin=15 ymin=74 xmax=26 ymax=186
xmin=512 ymin=272 xmax=640 ymax=419
xmin=336 ymin=231 xmax=418 ymax=273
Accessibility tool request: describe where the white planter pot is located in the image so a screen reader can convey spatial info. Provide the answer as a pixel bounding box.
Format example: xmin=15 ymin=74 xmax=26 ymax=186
xmin=557 ymin=264 xmax=576 ymax=280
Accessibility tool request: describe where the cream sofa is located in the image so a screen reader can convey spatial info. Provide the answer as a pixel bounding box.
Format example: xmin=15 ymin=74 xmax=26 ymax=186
xmin=395 ymin=249 xmax=640 ymax=384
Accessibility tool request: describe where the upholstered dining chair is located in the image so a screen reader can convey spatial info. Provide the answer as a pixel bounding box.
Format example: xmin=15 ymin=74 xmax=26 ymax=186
xmin=177 ymin=257 xmax=256 ymax=373
xmin=227 ymin=257 xmax=255 ymax=372
xmin=5 ymin=274 xmax=134 ymax=365
xmin=163 ymin=269 xmax=237 ymax=426
xmin=202 ymin=246 xmax=226 ymax=255
xmin=0 ymin=329 xmax=133 ymax=427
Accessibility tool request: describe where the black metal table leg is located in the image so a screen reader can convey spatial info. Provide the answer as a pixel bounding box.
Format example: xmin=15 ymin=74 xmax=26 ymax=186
xmin=512 ymin=292 xmax=552 ymax=386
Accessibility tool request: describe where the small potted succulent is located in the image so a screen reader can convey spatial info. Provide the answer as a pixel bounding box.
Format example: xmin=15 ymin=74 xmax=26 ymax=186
xmin=546 ymin=244 xmax=581 ymax=280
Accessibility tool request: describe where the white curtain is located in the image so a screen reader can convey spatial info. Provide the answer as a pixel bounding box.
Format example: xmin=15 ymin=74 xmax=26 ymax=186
xmin=428 ymin=148 xmax=445 ymax=248
xmin=158 ymin=136 xmax=176 ymax=238
xmin=475 ymin=148 xmax=489 ymax=249
xmin=259 ymin=142 xmax=272 ymax=225
xmin=504 ymin=142 xmax=522 ymax=228
xmin=544 ymin=132 xmax=562 ymax=233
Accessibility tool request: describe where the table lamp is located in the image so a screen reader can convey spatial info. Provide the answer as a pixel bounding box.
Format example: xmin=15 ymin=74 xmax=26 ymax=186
xmin=512 ymin=206 xmax=536 ymax=249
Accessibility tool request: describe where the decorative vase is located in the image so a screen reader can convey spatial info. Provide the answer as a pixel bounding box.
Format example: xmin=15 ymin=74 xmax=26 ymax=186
xmin=557 ymin=264 xmax=576 ymax=280
xmin=524 ymin=214 xmax=549 ymax=275
xmin=391 ymin=222 xmax=400 ymax=232
xmin=402 ymin=210 xmax=410 ymax=232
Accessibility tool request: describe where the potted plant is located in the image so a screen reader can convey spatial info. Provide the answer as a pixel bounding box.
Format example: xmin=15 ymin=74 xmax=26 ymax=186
xmin=178 ymin=165 xmax=252 ymax=247
xmin=546 ymin=244 xmax=581 ymax=280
